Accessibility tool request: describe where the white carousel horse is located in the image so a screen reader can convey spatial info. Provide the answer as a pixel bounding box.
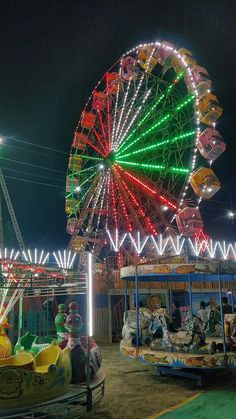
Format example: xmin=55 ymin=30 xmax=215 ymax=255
xmin=122 ymin=307 xmax=152 ymax=346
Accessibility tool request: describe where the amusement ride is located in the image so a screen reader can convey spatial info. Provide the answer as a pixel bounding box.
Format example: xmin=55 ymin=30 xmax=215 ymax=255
xmin=0 ymin=38 xmax=233 ymax=417
xmin=66 ymin=40 xmax=225 ymax=259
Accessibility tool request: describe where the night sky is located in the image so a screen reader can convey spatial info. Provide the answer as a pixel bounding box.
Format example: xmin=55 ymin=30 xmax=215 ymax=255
xmin=0 ymin=0 xmax=236 ymax=249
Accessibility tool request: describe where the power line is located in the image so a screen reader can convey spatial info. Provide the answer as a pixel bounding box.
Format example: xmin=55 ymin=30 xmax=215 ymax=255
xmin=4 ymin=175 xmax=65 ymax=189
xmin=1 ymin=167 xmax=65 ymax=183
xmin=3 ymin=135 xmax=69 ymax=155
xmin=0 ymin=157 xmax=66 ymax=174
xmin=3 ymin=143 xmax=68 ymax=160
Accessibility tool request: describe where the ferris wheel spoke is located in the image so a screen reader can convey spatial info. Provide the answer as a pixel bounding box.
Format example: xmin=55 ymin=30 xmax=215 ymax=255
xmin=113 ymin=165 xmax=157 ymax=235
xmin=81 ymin=134 xmax=107 ymax=158
xmin=106 ymin=92 xmax=112 ymax=152
xmin=116 ymin=70 xmax=185 ymax=154
xmin=110 ymin=177 xmax=118 ymax=231
xmin=113 ymin=175 xmax=133 ymax=232
xmin=112 ymin=167 xmax=146 ymax=234
xmin=79 ymin=155 xmax=103 ymax=161
xmin=75 ymin=174 xmax=101 ymax=231
xmin=66 ymin=171 xmax=97 ymax=199
xmin=93 ymin=128 xmax=108 ymax=155
xmin=93 ymin=173 xmax=108 ymax=239
xmin=114 ymin=78 xmax=132 ymax=143
xmin=85 ymin=175 xmax=105 ymax=234
xmin=110 ymin=65 xmax=122 ymax=148
xmin=117 ymin=130 xmax=195 ymax=159
xmin=115 ymin=164 xmax=177 ymax=210
xmin=116 ymin=93 xmax=195 ymax=156
xmin=105 ymin=170 xmax=111 ymax=230
xmin=115 ymin=46 xmax=160 ymax=146
xmin=114 ymin=89 xmax=152 ymax=151
xmin=114 ymin=72 xmax=146 ymax=149
xmin=116 ymin=159 xmax=189 ymax=175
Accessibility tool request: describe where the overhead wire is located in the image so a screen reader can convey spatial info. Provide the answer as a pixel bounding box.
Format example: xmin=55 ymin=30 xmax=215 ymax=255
xmin=2 ymin=135 xmax=69 ymax=155
xmin=1 ymin=167 xmax=65 ymax=183
xmin=4 ymin=175 xmax=65 ymax=189
xmin=0 ymin=157 xmax=66 ymax=174
xmin=2 ymin=143 xmax=68 ymax=160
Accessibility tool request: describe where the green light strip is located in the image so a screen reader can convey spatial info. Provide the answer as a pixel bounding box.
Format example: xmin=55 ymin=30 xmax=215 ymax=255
xmin=74 ymin=164 xmax=99 ymax=175
xmin=116 ymin=93 xmax=195 ymax=157
xmin=117 ymin=130 xmax=195 ymax=159
xmin=79 ymin=155 xmax=103 ymax=161
xmin=66 ymin=172 xmax=97 ymax=198
xmin=170 ymin=167 xmax=189 ymax=174
xmin=117 ymin=70 xmax=185 ymax=154
xmin=115 ymin=160 xmax=190 ymax=174
xmin=116 ymin=113 xmax=171 ymax=156
xmin=115 ymin=160 xmax=165 ymax=170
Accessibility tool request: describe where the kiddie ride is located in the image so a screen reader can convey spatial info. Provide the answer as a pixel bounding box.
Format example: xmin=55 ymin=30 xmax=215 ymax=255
xmin=0 ymin=260 xmax=104 ymax=418
xmin=120 ymin=260 xmax=236 ymax=386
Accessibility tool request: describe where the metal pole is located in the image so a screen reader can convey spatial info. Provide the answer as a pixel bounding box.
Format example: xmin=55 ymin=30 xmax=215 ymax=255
xmin=188 ymin=274 xmax=193 ymax=319
xmin=86 ymin=252 xmax=92 ymax=411
xmin=18 ymin=295 xmax=23 ymax=340
xmin=0 ymin=190 xmax=4 ymax=250
xmin=231 ymin=292 xmax=234 ymax=313
xmin=125 ymin=280 xmax=128 ymax=313
xmin=135 ymin=264 xmax=139 ymax=349
xmin=218 ymin=263 xmax=226 ymax=355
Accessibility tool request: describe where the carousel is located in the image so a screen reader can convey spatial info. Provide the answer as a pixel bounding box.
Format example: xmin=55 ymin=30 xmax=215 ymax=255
xmin=120 ymin=258 xmax=236 ymax=386
xmin=0 ymin=251 xmax=105 ymax=418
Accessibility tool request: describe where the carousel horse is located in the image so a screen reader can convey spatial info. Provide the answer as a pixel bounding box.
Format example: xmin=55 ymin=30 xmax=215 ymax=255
xmin=150 ymin=311 xmax=213 ymax=353
xmin=149 ymin=308 xmax=171 ymax=338
xmin=122 ymin=307 xmax=152 ymax=346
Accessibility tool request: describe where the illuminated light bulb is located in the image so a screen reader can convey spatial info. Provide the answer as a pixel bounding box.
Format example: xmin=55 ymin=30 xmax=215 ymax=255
xmin=162 ymin=205 xmax=168 ymax=212
xmin=99 ymin=164 xmax=104 ymax=169
xmin=228 ymin=211 xmax=235 ymax=218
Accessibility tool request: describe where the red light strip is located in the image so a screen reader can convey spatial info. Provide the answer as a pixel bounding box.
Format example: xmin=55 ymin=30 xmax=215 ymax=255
xmin=106 ymin=85 xmax=111 ymax=153
xmin=111 ymin=179 xmax=118 ymax=229
xmin=93 ymin=128 xmax=108 ymax=155
xmin=113 ymin=175 xmax=133 ymax=232
xmin=113 ymin=166 xmax=157 ymax=235
xmin=97 ymin=112 xmax=109 ymax=154
xmin=115 ymin=164 xmax=177 ymax=210
xmin=81 ymin=135 xmax=106 ymax=158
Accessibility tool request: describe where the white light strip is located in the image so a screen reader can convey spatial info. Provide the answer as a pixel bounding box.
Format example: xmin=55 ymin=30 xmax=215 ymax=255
xmin=88 ymin=252 xmax=93 ymax=336
xmin=53 ymin=251 xmax=61 ymax=268
xmin=22 ymin=251 xmax=28 ymax=262
xmin=129 ymin=232 xmax=148 ymax=254
xmin=106 ymin=232 xmax=236 ymax=261
xmin=39 ymin=250 xmax=44 ymax=265
xmin=27 ymin=249 xmax=32 ymax=263
xmin=69 ymin=252 xmax=76 ymax=270
xmin=42 ymin=252 xmax=49 ymax=265
xmin=107 ymin=229 xmax=127 ymax=252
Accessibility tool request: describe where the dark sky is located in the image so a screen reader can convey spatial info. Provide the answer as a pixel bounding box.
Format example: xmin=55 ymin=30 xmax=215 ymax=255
xmin=0 ymin=0 xmax=235 ymax=248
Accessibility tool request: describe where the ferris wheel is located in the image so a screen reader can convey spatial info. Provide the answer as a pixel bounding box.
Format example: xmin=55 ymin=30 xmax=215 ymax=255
xmin=65 ymin=41 xmax=226 ymax=254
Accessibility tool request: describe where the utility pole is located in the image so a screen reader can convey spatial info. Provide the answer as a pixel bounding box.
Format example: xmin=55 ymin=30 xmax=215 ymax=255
xmin=0 ymin=190 xmax=4 ymax=249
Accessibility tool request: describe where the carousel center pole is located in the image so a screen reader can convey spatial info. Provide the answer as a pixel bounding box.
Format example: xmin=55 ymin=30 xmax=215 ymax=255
xmin=135 ymin=264 xmax=139 ymax=349
xmin=218 ymin=262 xmax=227 ymax=355
xmin=86 ymin=252 xmax=93 ymax=411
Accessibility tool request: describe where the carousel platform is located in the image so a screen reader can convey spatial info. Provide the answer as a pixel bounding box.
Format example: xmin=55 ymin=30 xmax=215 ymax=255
xmin=120 ymin=341 xmax=236 ymax=370
xmin=0 ymin=369 xmax=105 ymax=419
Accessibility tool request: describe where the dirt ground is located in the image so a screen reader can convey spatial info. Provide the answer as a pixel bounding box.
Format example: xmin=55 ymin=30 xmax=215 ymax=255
xmin=87 ymin=343 xmax=199 ymax=419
